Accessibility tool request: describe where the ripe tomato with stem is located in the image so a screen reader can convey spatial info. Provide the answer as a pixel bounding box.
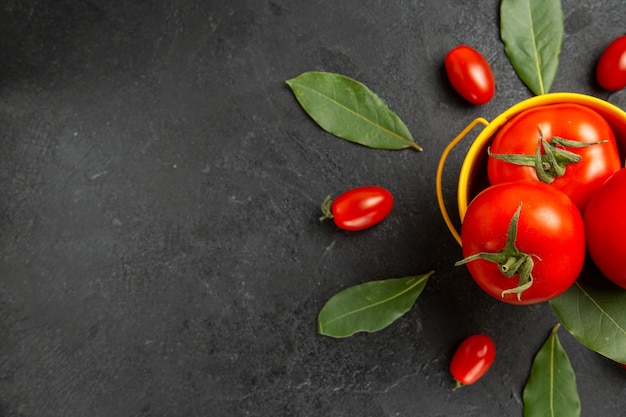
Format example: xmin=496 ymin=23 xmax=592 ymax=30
xmin=457 ymin=181 xmax=586 ymax=305
xmin=487 ymin=103 xmax=621 ymax=212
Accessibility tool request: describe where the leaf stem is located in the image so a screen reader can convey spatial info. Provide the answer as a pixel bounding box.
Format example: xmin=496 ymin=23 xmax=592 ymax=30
xmin=319 ymin=195 xmax=334 ymax=222
xmin=410 ymin=142 xmax=424 ymax=152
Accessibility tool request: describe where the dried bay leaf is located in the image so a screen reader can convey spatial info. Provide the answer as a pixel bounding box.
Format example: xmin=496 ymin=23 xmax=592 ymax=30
xmin=501 ymin=0 xmax=564 ymax=95
xmin=550 ymin=270 xmax=626 ymax=364
xmin=318 ymin=271 xmax=433 ymax=338
xmin=286 ymin=72 xmax=422 ymax=151
xmin=523 ymin=324 xmax=580 ymax=417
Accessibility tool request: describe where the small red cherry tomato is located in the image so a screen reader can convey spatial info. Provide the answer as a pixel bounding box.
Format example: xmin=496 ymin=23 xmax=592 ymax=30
xmin=320 ymin=186 xmax=393 ymax=231
xmin=596 ymin=35 xmax=626 ymax=91
xmin=444 ymin=45 xmax=495 ymax=105
xmin=584 ymin=168 xmax=626 ymax=289
xmin=450 ymin=334 xmax=496 ymax=387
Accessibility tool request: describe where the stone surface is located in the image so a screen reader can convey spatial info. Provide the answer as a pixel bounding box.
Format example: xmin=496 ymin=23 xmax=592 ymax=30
xmin=1 ymin=1 xmax=625 ymax=416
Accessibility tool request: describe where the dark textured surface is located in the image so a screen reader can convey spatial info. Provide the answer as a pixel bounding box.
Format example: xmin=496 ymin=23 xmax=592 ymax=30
xmin=1 ymin=1 xmax=625 ymax=416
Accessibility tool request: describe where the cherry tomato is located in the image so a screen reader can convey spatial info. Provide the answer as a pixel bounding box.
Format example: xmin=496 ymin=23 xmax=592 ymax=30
xmin=450 ymin=334 xmax=496 ymax=387
xmin=444 ymin=45 xmax=495 ymax=105
xmin=487 ymin=103 xmax=621 ymax=212
xmin=320 ymin=186 xmax=393 ymax=231
xmin=584 ymin=168 xmax=626 ymax=289
xmin=596 ymin=35 xmax=626 ymax=91
xmin=457 ymin=181 xmax=586 ymax=305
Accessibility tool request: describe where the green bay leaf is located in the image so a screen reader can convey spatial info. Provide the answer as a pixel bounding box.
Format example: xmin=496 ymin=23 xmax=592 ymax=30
xmin=523 ymin=325 xmax=580 ymax=417
xmin=286 ymin=71 xmax=422 ymax=151
xmin=500 ymin=0 xmax=564 ymax=95
xmin=550 ymin=270 xmax=626 ymax=363
xmin=317 ymin=271 xmax=433 ymax=338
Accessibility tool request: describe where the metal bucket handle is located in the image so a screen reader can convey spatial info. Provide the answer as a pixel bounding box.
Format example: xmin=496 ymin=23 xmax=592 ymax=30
xmin=435 ymin=117 xmax=489 ymax=246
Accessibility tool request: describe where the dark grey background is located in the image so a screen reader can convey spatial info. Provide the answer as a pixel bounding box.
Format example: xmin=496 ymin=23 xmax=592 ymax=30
xmin=1 ymin=1 xmax=625 ymax=416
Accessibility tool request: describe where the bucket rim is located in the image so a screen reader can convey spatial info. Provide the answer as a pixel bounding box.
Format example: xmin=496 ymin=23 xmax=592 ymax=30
xmin=457 ymin=92 xmax=626 ymax=221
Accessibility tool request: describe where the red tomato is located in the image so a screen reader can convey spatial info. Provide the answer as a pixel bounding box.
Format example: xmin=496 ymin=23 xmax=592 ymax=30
xmin=444 ymin=45 xmax=495 ymax=105
xmin=596 ymin=35 xmax=626 ymax=91
xmin=458 ymin=181 xmax=586 ymax=305
xmin=487 ymin=103 xmax=621 ymax=212
xmin=450 ymin=334 xmax=496 ymax=387
xmin=320 ymin=186 xmax=393 ymax=231
xmin=584 ymin=168 xmax=626 ymax=289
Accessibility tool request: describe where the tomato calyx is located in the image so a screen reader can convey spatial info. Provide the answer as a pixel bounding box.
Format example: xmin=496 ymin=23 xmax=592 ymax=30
xmin=488 ymin=126 xmax=608 ymax=184
xmin=456 ymin=203 xmax=538 ymax=301
xmin=319 ymin=195 xmax=334 ymax=222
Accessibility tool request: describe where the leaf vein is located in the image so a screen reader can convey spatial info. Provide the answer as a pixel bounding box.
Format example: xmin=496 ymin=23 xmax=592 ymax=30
xmin=321 ymin=275 xmax=428 ymax=327
xmin=295 ymin=83 xmax=412 ymax=145
xmin=526 ymin=0 xmax=544 ymax=94
xmin=575 ymin=282 xmax=626 ymax=336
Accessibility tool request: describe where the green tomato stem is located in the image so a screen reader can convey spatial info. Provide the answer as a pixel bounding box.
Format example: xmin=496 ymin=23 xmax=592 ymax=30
xmin=452 ymin=379 xmax=464 ymax=391
xmin=455 ymin=203 xmax=537 ymax=301
xmin=319 ymin=195 xmax=334 ymax=222
xmin=488 ymin=125 xmax=607 ymax=185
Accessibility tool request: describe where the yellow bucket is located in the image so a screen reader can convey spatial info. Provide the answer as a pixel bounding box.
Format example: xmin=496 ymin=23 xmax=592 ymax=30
xmin=436 ymin=92 xmax=626 ymax=246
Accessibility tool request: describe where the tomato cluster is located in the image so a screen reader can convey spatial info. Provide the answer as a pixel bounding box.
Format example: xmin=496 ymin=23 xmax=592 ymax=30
xmin=457 ymin=103 xmax=625 ymax=304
